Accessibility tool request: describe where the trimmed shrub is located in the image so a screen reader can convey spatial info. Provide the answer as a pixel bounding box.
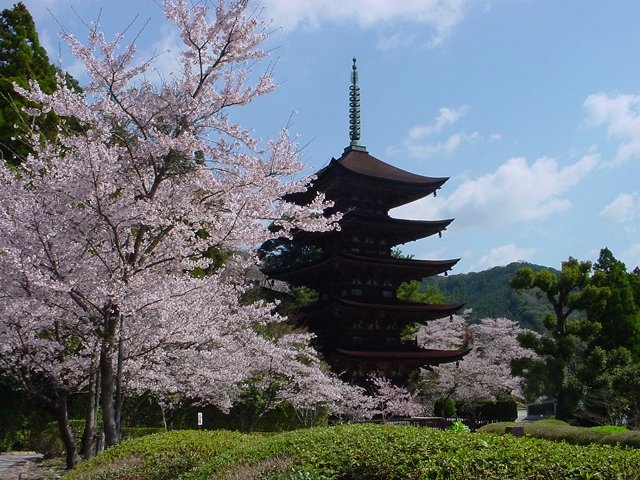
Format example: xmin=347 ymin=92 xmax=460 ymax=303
xmin=171 ymin=402 xmax=311 ymax=432
xmin=478 ymin=419 xmax=640 ymax=448
xmin=591 ymin=425 xmax=628 ymax=434
xmin=122 ymin=428 xmax=165 ymax=440
xmin=61 ymin=424 xmax=640 ymax=480
xmin=600 ymin=431 xmax=640 ymax=449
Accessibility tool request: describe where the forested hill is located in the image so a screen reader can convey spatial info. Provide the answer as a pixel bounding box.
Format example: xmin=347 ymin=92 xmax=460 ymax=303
xmin=423 ymin=262 xmax=556 ymax=332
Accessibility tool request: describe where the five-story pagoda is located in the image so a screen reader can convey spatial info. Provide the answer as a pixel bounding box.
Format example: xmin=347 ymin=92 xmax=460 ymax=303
xmin=260 ymin=59 xmax=468 ymax=384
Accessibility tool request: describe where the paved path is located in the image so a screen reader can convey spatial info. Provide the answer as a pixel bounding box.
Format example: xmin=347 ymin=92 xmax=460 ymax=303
xmin=0 ymin=453 xmax=43 ymax=480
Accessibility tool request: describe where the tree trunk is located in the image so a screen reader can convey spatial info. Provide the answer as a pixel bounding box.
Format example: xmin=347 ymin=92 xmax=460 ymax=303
xmin=53 ymin=395 xmax=78 ymax=470
xmin=100 ymin=340 xmax=120 ymax=446
xmin=115 ymin=314 xmax=124 ymax=436
xmin=81 ymin=350 xmax=100 ymax=459
xmin=100 ymin=305 xmax=121 ymax=447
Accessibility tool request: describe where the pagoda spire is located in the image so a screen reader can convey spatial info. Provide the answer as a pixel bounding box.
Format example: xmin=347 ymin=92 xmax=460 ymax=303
xmin=347 ymin=58 xmax=367 ymax=152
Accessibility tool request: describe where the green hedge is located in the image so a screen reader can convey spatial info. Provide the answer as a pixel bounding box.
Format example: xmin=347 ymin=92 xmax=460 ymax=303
xmin=478 ymin=419 xmax=640 ymax=448
xmin=62 ymin=424 xmax=640 ymax=480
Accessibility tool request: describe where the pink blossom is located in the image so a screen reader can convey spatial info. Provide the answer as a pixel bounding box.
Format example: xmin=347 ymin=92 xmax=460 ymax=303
xmin=418 ymin=313 xmax=539 ymax=403
xmin=0 ymin=0 xmax=341 ymax=446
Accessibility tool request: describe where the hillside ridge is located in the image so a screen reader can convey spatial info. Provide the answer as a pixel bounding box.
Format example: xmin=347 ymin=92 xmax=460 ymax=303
xmin=424 ymin=262 xmax=556 ymax=331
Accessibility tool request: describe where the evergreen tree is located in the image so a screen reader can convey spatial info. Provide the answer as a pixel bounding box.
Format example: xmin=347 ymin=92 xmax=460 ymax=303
xmin=589 ymin=248 xmax=640 ymax=359
xmin=0 ymin=2 xmax=78 ymax=166
xmin=574 ymin=249 xmax=640 ymax=426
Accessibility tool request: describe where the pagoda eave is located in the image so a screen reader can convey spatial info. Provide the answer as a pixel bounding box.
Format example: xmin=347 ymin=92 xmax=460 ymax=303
xmin=285 ymin=151 xmax=449 ymax=209
xmin=340 ymin=214 xmax=454 ymax=244
xmin=337 ymin=298 xmax=465 ymax=318
xmin=302 ymin=297 xmax=464 ymax=317
xmin=264 ymin=251 xmax=459 ymax=284
xmin=340 ymin=251 xmax=460 ymax=275
xmin=289 ymin=215 xmax=454 ymax=248
xmin=334 ymin=150 xmax=448 ymax=186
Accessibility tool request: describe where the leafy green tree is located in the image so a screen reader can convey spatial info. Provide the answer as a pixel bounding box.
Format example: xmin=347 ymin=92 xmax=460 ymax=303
xmin=610 ymin=362 xmax=640 ymax=428
xmin=397 ymin=279 xmax=446 ymax=304
xmin=231 ymin=376 xmax=284 ymax=433
xmin=509 ymin=257 xmax=606 ymax=420
xmin=0 ymin=374 xmax=48 ymax=451
xmin=396 ymin=280 xmax=447 ymax=341
xmin=575 ymin=345 xmax=634 ymax=426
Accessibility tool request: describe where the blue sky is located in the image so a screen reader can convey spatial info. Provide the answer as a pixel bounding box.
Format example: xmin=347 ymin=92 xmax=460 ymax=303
xmin=11 ymin=0 xmax=640 ymax=273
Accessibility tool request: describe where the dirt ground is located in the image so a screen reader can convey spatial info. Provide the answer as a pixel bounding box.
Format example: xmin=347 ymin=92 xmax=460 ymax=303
xmin=0 ymin=454 xmax=65 ymax=480
xmin=21 ymin=457 xmax=66 ymax=480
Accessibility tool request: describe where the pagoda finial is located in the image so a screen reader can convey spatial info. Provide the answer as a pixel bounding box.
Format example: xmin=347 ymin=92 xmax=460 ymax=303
xmin=347 ymin=58 xmax=367 ymax=153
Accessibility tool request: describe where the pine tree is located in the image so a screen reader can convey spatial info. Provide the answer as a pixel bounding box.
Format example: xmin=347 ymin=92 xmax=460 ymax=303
xmin=589 ymin=248 xmax=640 ymax=359
xmin=509 ymin=258 xmax=606 ymax=420
xmin=0 ymin=2 xmax=78 ymax=166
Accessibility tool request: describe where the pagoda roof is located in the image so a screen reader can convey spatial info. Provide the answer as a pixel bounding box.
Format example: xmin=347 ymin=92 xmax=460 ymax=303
xmin=287 ymin=149 xmax=449 ymax=209
xmin=335 ymin=346 xmax=470 ymax=365
xmin=299 ymin=297 xmax=464 ymax=326
xmin=335 ymin=297 xmax=464 ymax=318
xmin=291 ymin=214 xmax=454 ymax=246
xmin=303 ymin=296 xmax=463 ymax=318
xmin=340 ymin=213 xmax=454 ymax=245
xmin=332 ymin=148 xmax=446 ymax=185
xmin=265 ymin=250 xmax=459 ymax=284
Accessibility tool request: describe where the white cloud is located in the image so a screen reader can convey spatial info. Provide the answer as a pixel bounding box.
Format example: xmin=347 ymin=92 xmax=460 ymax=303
xmin=584 ymin=93 xmax=640 ymax=166
xmin=472 ymin=244 xmax=536 ymax=271
xmin=376 ymin=32 xmax=418 ymax=51
xmin=406 ymin=131 xmax=480 ymax=159
xmin=600 ymin=192 xmax=640 ymax=223
xmin=261 ymin=0 xmax=470 ymax=46
xmin=397 ymin=105 xmax=482 ymax=160
xmin=393 ymin=154 xmax=599 ymax=228
xmin=408 ymin=106 xmax=469 ymax=140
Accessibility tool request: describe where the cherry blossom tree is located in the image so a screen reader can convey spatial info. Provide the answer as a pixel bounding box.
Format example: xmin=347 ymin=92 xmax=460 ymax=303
xmin=226 ymin=331 xmax=371 ymax=432
xmin=0 ymin=0 xmax=339 ymax=468
xmin=329 ymin=381 xmax=378 ymax=424
xmin=369 ymin=375 xmax=424 ymax=421
xmin=417 ymin=313 xmax=539 ymax=412
xmin=283 ymin=348 xmax=373 ymax=428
